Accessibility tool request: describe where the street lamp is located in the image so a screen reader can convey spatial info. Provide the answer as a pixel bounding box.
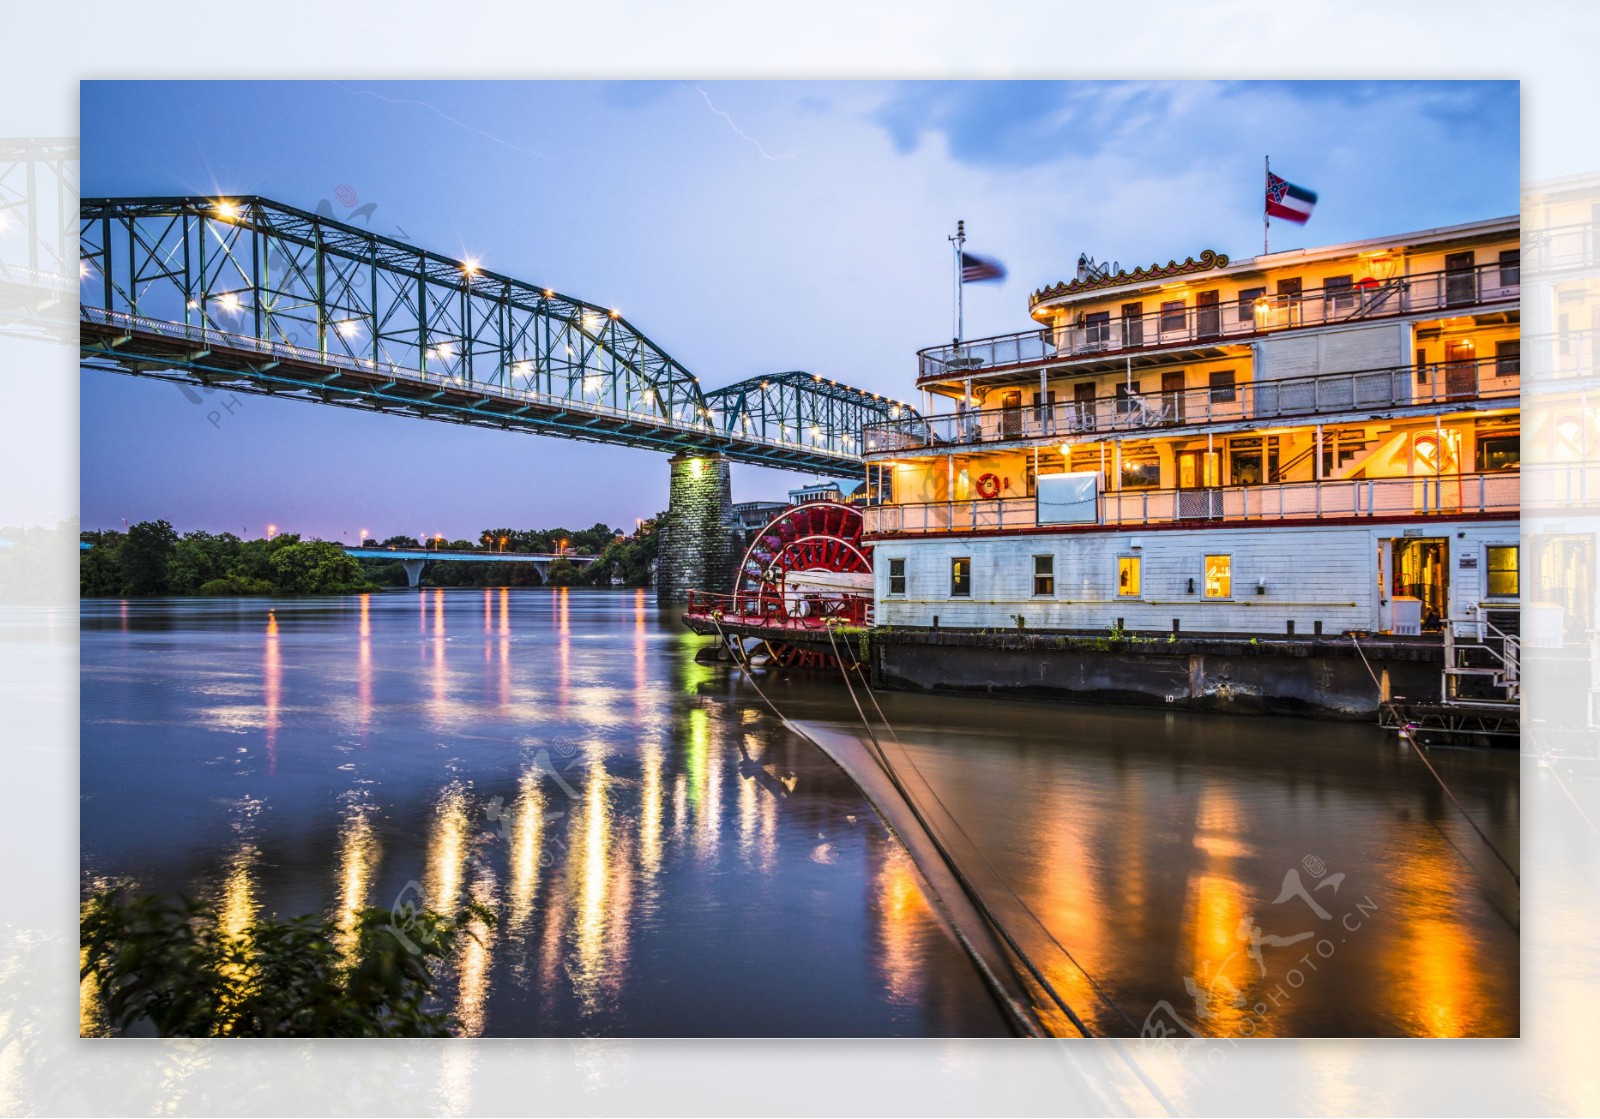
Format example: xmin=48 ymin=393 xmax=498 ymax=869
xmin=266 ymin=523 xmax=276 ymax=540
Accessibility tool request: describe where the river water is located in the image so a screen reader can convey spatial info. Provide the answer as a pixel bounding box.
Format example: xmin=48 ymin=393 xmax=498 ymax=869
xmin=80 ymin=588 xmax=1519 ymax=1038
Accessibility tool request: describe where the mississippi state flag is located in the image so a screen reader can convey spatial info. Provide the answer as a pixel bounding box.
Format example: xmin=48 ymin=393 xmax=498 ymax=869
xmin=1266 ymin=172 xmax=1317 ymax=224
xmin=961 ymin=251 xmax=1007 ymax=283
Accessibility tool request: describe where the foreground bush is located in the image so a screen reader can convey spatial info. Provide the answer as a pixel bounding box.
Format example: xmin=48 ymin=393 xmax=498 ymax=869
xmin=80 ymin=890 xmax=492 ymax=1037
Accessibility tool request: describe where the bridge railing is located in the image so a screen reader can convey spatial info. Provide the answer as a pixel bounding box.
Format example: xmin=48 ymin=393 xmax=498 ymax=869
xmin=83 ymin=306 xmax=874 ymax=463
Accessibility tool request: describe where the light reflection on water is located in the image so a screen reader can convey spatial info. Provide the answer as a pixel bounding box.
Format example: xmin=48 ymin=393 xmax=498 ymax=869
xmin=80 ymin=590 xmax=1002 ymax=1037
xmin=771 ymin=686 xmax=1521 ymax=1039
xmin=79 ymin=589 xmax=1519 ymax=1038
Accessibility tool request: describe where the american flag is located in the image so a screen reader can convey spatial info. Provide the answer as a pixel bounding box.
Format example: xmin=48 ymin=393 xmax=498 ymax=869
xmin=961 ymin=251 xmax=1006 ymax=283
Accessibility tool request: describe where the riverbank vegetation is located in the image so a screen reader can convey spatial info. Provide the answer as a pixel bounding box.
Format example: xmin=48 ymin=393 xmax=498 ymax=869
xmin=79 ymin=515 xmax=663 ymax=596
xmin=80 ymin=522 xmax=381 ymax=597
xmin=80 ymin=889 xmax=489 ymax=1037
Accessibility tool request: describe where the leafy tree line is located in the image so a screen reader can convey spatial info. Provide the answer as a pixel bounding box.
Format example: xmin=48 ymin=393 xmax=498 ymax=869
xmin=80 ymin=521 xmax=380 ymax=597
xmin=413 ymin=514 xmax=662 ymax=589
xmin=81 ymin=514 xmax=663 ymax=595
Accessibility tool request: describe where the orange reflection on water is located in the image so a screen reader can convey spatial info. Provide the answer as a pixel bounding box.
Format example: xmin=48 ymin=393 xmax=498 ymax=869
xmin=1387 ymin=832 xmax=1494 ymax=1038
xmin=454 ymin=864 xmax=498 ymax=1037
xmin=499 ymin=587 xmax=510 ymax=636
xmin=356 ymin=596 xmax=373 ymax=740
xmin=1183 ymin=872 xmax=1257 ymax=1037
xmin=426 ymin=782 xmax=471 ymax=914
xmin=640 ymin=736 xmax=665 ymax=877
xmin=1025 ymin=781 xmax=1105 ymax=1029
xmin=570 ymin=750 xmax=634 ymax=1015
xmin=263 ymin=611 xmax=280 ymax=773
xmin=633 ymin=588 xmax=648 ymax=716
xmin=506 ymin=768 xmax=546 ymax=933
xmin=555 ymin=587 xmax=570 ymax=714
xmin=217 ymin=838 xmax=260 ymax=994
xmin=332 ymin=804 xmax=379 ymax=962
xmin=875 ymin=842 xmax=928 ymax=1005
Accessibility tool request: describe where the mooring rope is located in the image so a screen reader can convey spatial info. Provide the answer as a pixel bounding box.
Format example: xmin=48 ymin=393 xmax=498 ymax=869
xmin=708 ymin=619 xmax=1056 ymax=1039
xmin=823 ymin=623 xmax=1156 ymax=1042
xmin=1350 ymin=634 xmax=1520 ymax=886
xmin=813 ymin=623 xmax=1098 ymax=1038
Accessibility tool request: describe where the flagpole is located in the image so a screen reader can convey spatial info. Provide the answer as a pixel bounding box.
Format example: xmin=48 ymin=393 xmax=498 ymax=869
xmin=1264 ymin=155 xmax=1270 ymax=256
xmin=949 ymin=219 xmax=966 ymax=347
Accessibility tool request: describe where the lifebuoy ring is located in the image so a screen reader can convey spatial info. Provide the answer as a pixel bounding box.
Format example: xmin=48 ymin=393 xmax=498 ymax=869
xmin=976 ymin=472 xmax=1002 ymax=499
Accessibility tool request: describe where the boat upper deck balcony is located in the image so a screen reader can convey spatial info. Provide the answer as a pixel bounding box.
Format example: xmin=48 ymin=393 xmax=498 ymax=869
xmin=871 ymin=353 xmax=1519 ymax=456
xmin=918 ymin=258 xmax=1520 ymax=390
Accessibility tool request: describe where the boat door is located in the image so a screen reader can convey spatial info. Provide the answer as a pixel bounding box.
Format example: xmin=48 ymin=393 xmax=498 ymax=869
xmin=1394 ymin=537 xmax=1449 ymax=628
xmin=1074 ymin=382 xmax=1097 ymax=432
xmin=1196 ymin=290 xmax=1221 ymax=340
xmin=1000 ymin=390 xmax=1023 ymax=438
xmin=1177 ymin=448 xmax=1221 ymax=519
xmin=1161 ymin=371 xmax=1186 ymax=425
xmin=1444 ymin=251 xmax=1477 ymax=307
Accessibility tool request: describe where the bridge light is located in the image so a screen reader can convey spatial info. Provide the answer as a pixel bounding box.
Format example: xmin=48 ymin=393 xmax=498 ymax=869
xmin=217 ymin=292 xmax=241 ymax=313
xmin=813 ymin=374 xmax=822 ymax=382
xmin=214 ymin=200 xmax=239 ymax=221
xmin=187 ymin=299 xmax=199 ymax=310
xmin=335 ymin=319 xmax=363 ymax=338
xmin=462 ymin=258 xmax=479 ymax=275
xmin=544 ymin=289 xmax=554 ymax=298
xmin=609 ymin=308 xmax=620 ymax=319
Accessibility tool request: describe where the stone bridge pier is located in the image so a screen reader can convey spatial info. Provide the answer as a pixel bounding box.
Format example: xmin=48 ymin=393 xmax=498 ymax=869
xmin=657 ymin=452 xmax=741 ymax=607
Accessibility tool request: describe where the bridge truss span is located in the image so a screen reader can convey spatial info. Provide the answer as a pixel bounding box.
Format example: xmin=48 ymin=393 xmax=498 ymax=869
xmin=78 ymin=195 xmax=917 ymax=475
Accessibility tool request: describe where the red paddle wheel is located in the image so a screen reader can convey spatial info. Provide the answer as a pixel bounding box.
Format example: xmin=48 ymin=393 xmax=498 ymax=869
xmin=732 ymin=501 xmax=874 ymax=669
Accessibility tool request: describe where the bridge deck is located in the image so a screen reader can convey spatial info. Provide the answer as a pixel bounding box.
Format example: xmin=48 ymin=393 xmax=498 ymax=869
xmin=344 ymin=547 xmax=598 ymax=564
xmin=82 ymin=311 xmax=860 ymax=476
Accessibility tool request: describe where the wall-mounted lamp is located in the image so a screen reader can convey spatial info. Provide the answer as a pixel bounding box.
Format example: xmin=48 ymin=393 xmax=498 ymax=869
xmin=1256 ymin=577 xmax=1267 ymax=596
xmin=1128 ymin=539 xmax=1142 ymax=551
xmin=1186 ymin=577 xmax=1196 ymax=595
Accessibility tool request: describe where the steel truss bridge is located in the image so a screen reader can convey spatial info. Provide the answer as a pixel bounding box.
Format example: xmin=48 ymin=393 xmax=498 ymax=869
xmin=78 ymin=196 xmax=918 ymax=476
xmin=1 ymin=138 xmax=77 ymax=338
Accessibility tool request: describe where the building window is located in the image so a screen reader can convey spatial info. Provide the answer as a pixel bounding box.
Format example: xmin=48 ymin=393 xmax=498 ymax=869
xmin=1118 ymin=555 xmax=1141 ymax=597
xmin=1033 ymin=555 xmax=1055 ymax=597
xmin=1228 ymin=436 xmax=1278 ymax=485
xmin=1204 ymin=555 xmax=1232 ymax=598
xmin=1324 ymin=275 xmax=1354 ymax=314
xmin=1476 ymin=434 xmax=1520 ymax=472
xmin=1120 ymin=450 xmax=1161 ymax=489
xmin=1499 ymin=249 xmax=1520 ymax=288
xmin=1121 ymin=302 xmax=1144 ymax=347
xmin=1486 ymin=545 xmax=1519 ymax=598
xmin=1115 ymin=381 xmax=1141 ymax=416
xmin=950 ymin=557 xmax=971 ymax=597
xmin=1237 ymin=287 xmax=1266 ymax=328
xmin=1208 ymin=370 xmax=1237 ymax=404
xmin=1496 ymin=339 xmax=1520 ymax=378
xmin=1160 ymin=300 xmax=1186 ymax=333
xmin=1085 ymin=311 xmax=1111 ymax=349
xmin=887 ymin=557 xmax=906 ymax=596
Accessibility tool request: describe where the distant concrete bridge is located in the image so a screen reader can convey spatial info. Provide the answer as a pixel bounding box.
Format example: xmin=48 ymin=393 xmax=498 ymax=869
xmin=345 ymin=546 xmax=599 ymax=588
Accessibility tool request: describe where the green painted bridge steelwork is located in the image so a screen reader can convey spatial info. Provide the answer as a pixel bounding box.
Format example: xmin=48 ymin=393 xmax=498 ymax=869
xmin=78 ymin=195 xmax=918 ymax=475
